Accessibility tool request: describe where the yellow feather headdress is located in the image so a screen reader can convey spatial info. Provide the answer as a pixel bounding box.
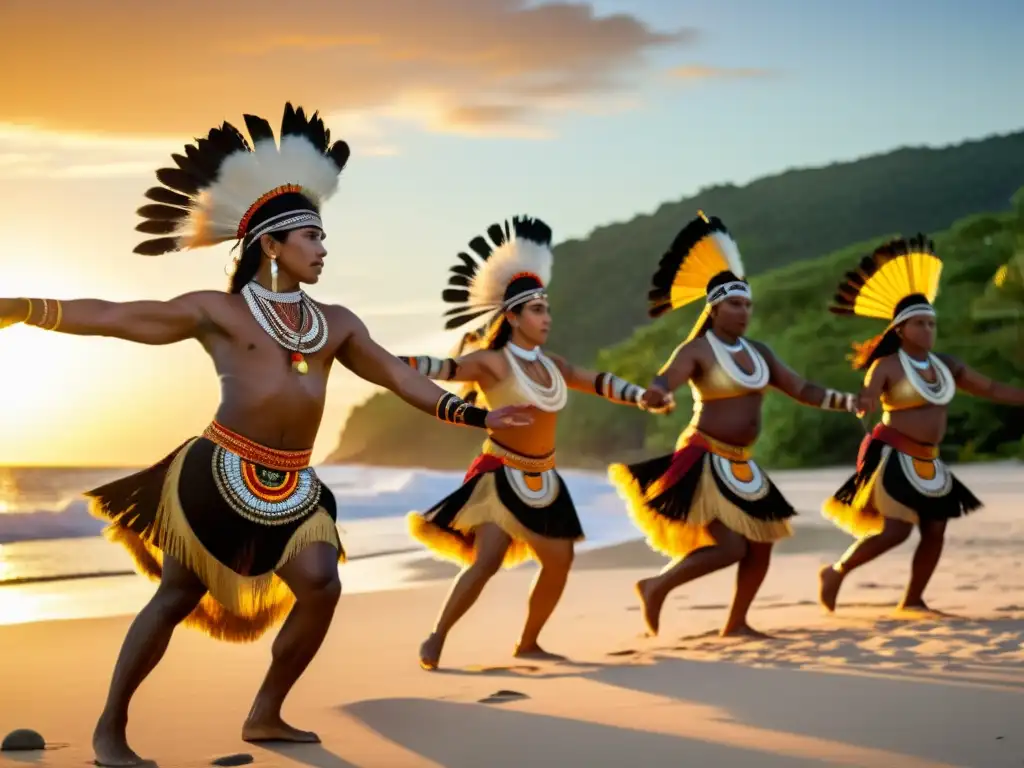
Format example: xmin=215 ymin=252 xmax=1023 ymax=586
xmin=829 ymin=234 xmax=943 ymax=368
xmin=647 ymin=211 xmax=748 ymax=342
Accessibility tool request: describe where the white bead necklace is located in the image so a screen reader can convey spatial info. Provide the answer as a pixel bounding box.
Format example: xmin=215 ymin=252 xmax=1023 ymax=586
xmin=503 ymin=346 xmax=567 ymax=412
xmin=897 ymin=349 xmax=955 ymax=406
xmin=706 ymin=332 xmax=770 ymax=390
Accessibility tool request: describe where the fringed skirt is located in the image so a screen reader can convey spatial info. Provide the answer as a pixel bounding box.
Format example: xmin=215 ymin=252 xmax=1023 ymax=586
xmin=608 ymin=426 xmax=795 ymax=559
xmin=85 ymin=421 xmax=344 ymax=643
xmin=822 ymin=422 xmax=983 ymax=537
xmin=407 ymin=438 xmax=584 ymax=569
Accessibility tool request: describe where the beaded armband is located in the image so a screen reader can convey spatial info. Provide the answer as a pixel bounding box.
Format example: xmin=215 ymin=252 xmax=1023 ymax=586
xmin=820 ymin=389 xmax=856 ymax=412
xmin=399 ymin=355 xmax=457 ymax=381
xmin=435 ymin=391 xmax=488 ymax=428
xmin=594 ymin=372 xmax=644 ymax=405
xmin=25 ymin=298 xmax=62 ymax=331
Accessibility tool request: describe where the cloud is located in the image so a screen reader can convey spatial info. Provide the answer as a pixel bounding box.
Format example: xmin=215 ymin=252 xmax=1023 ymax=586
xmin=668 ymin=65 xmax=774 ymax=80
xmin=0 ymin=0 xmax=692 ymax=141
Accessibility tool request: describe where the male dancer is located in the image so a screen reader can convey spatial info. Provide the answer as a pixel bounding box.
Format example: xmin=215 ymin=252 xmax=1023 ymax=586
xmin=0 ymin=103 xmax=529 ymax=766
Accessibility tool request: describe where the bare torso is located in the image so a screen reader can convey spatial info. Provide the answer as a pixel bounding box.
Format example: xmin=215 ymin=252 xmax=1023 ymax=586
xmin=194 ymin=292 xmax=356 ymax=450
xmin=690 ymin=340 xmax=764 ymax=447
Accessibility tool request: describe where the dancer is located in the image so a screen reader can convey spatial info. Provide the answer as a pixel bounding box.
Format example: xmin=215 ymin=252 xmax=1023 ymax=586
xmin=609 ymin=212 xmax=867 ymax=637
xmin=819 ymin=234 xmax=1024 ymax=614
xmin=0 ymin=104 xmax=529 ymax=767
xmin=399 ymin=215 xmax=673 ymax=669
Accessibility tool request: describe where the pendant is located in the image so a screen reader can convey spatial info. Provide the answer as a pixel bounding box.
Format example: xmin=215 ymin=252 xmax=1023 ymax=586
xmin=291 ymin=352 xmax=309 ymax=375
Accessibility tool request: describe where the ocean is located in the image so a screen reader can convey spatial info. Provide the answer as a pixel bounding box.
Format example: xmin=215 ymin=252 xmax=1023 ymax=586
xmin=2 ymin=461 xmax=1020 ymax=628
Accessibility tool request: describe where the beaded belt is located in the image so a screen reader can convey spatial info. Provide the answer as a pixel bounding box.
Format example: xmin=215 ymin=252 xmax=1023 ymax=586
xmin=482 ymin=438 xmax=556 ymax=473
xmin=675 ymin=425 xmax=754 ymax=462
xmin=202 ymin=421 xmax=313 ymax=472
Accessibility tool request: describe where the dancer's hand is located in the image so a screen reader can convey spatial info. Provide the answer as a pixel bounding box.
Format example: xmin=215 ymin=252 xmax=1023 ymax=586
xmin=485 ymin=404 xmax=534 ymax=429
xmin=0 ymin=299 xmax=28 ymax=330
xmin=855 ymin=389 xmax=876 ymax=416
xmin=640 ymin=389 xmax=675 ymax=414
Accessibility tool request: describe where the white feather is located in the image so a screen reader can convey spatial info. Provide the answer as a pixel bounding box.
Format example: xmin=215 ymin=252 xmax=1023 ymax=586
xmin=181 ymin=136 xmax=342 ymax=248
xmin=467 ymin=239 xmax=553 ymax=309
xmin=711 ymin=231 xmax=746 ymax=279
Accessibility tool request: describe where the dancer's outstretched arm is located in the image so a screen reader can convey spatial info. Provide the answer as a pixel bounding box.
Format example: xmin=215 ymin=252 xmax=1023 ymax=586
xmin=942 ymin=354 xmax=1024 ymax=406
xmin=0 ymin=293 xmax=221 ymax=344
xmin=396 ymin=350 xmax=502 ymax=388
xmin=336 ymin=309 xmax=530 ymax=429
xmin=751 ymin=341 xmax=873 ymax=414
xmin=546 ymin=352 xmax=674 ymax=413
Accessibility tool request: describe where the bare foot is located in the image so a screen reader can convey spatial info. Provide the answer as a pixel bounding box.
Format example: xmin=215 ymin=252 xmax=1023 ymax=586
xmin=818 ymin=564 xmax=843 ymax=613
xmin=242 ymin=715 xmax=320 ymax=744
xmin=513 ymin=642 xmax=567 ymax=661
xmin=93 ymin=716 xmax=145 ymax=767
xmin=419 ymin=633 xmax=445 ymax=671
xmin=719 ymin=622 xmax=773 ymax=639
xmin=635 ymin=578 xmax=666 ymax=636
xmin=895 ymin=601 xmax=948 ymax=618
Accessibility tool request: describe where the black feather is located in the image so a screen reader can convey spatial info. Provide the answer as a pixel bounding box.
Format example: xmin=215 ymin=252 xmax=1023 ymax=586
xmin=328 ymin=140 xmax=350 ymax=171
xmin=184 ymin=144 xmax=218 ymax=179
xmin=468 ymin=236 xmax=492 ymax=260
xmin=444 ymin=308 xmax=493 ymax=330
xmin=511 ymin=215 xmax=552 ymax=246
xmin=133 ymin=237 xmax=181 ymax=256
xmin=135 ymin=220 xmax=180 ymax=235
xmin=449 ymin=265 xmax=475 ymax=279
xmin=454 ymin=252 xmax=478 ymax=272
xmin=137 ymin=204 xmax=188 ymax=221
xmin=447 ymin=275 xmax=471 ymax=288
xmin=243 ymin=113 xmax=276 ymax=145
xmin=170 ymin=153 xmax=206 ymax=183
xmin=442 ymin=288 xmax=470 ymax=303
xmin=155 ymin=167 xmax=200 ymax=195
xmin=144 ymin=187 xmax=191 ymax=207
xmin=487 ymin=224 xmax=506 ymax=247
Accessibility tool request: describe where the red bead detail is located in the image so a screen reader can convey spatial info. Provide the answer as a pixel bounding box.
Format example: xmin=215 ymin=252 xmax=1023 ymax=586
xmin=291 ymin=352 xmax=305 ymax=362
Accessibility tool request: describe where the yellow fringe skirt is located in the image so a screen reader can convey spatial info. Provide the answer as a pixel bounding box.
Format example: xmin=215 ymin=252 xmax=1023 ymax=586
xmin=407 ymin=439 xmax=584 ymax=569
xmin=85 ymin=422 xmax=344 ymax=643
xmin=822 ymin=423 xmax=983 ymax=538
xmin=608 ymin=426 xmax=795 ymax=560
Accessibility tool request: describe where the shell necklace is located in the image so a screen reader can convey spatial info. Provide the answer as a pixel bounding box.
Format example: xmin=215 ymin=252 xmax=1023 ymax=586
xmin=707 ymin=332 xmax=769 ymax=390
xmin=898 ymin=349 xmax=955 ymax=406
xmin=241 ymin=282 xmax=329 ymax=374
xmin=503 ymin=346 xmax=567 ymax=412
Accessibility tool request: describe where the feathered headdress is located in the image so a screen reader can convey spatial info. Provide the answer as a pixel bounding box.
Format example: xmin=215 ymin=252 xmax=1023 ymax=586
xmin=133 ymin=103 xmax=350 ymax=256
xmin=441 ymin=216 xmax=554 ymax=331
xmin=647 ymin=211 xmax=748 ymax=342
xmin=830 ymin=234 xmax=943 ymax=369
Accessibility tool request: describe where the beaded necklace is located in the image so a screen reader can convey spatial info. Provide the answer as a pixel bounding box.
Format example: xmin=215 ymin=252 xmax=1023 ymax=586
xmin=241 ymin=282 xmax=329 ymax=374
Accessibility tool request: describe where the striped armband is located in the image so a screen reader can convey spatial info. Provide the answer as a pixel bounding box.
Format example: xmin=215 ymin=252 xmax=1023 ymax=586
xmin=399 ymin=355 xmax=457 ymax=381
xmin=594 ymin=372 xmax=645 ymax=405
xmin=435 ymin=391 xmax=488 ymax=428
xmin=820 ymin=389 xmax=855 ymax=412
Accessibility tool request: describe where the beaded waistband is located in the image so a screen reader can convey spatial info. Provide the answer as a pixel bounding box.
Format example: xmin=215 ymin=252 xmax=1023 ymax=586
xmin=202 ymin=421 xmax=313 ymax=471
xmin=872 ymin=423 xmax=939 ymax=461
xmin=675 ymin=426 xmax=753 ymax=462
xmin=482 ymin=438 xmax=556 ymax=473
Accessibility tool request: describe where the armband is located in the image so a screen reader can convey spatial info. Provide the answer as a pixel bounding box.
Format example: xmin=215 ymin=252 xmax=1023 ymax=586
xmin=399 ymin=355 xmax=457 ymax=380
xmin=25 ymin=298 xmax=62 ymax=331
xmin=435 ymin=391 xmax=488 ymax=428
xmin=820 ymin=389 xmax=855 ymax=412
xmin=594 ymin=372 xmax=644 ymax=405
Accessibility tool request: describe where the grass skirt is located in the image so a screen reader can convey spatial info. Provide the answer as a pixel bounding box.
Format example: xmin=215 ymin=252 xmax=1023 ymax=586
xmin=822 ymin=422 xmax=983 ymax=538
xmin=608 ymin=426 xmax=795 ymax=559
xmin=407 ymin=439 xmax=583 ymax=569
xmin=86 ymin=431 xmax=344 ymax=643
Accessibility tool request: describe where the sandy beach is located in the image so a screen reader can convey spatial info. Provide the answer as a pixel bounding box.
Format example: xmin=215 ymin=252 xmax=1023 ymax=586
xmin=2 ymin=462 xmax=1023 ymax=767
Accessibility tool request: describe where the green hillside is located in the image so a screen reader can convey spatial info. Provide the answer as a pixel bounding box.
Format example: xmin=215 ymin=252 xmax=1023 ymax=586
xmin=328 ymin=131 xmax=1024 ymax=469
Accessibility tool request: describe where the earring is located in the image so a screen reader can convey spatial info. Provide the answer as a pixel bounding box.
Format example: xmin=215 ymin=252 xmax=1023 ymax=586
xmin=270 ymin=257 xmax=279 ymax=293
